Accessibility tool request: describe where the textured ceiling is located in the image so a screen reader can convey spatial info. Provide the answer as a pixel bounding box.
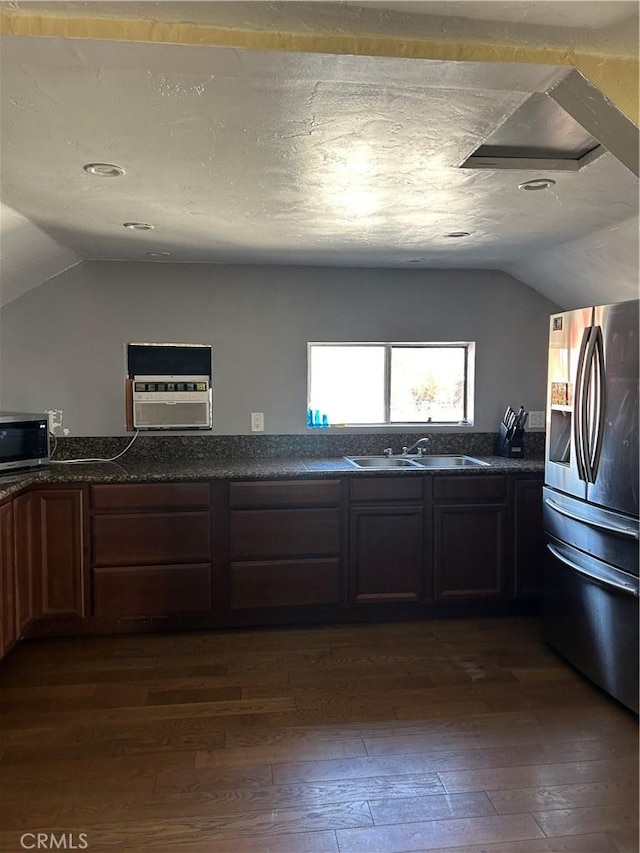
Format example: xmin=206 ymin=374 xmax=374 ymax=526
xmin=0 ymin=1 xmax=638 ymax=309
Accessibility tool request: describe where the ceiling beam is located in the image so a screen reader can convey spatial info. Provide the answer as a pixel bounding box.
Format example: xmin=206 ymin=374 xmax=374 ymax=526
xmin=1 ymin=7 xmax=638 ymax=125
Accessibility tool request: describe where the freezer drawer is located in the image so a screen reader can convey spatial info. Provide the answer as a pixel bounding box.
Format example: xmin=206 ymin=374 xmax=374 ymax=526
xmin=543 ymin=487 xmax=639 ymax=576
xmin=543 ymin=536 xmax=639 ymax=713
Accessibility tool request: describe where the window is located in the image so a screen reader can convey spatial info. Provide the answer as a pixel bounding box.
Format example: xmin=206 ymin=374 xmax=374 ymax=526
xmin=308 ymin=342 xmax=474 ymax=426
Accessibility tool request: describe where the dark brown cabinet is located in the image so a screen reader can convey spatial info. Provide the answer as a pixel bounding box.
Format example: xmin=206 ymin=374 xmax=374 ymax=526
xmin=90 ymin=483 xmax=213 ymax=618
xmin=433 ymin=476 xmax=508 ymax=601
xmin=348 ymin=477 xmax=428 ymax=605
xmin=0 ymin=467 xmax=546 ymax=648
xmin=0 ymin=500 xmax=17 ymax=657
xmin=513 ymin=475 xmax=544 ymax=599
xmin=229 ymin=480 xmax=343 ymax=611
xmin=13 ymin=492 xmax=36 ymax=637
xmin=32 ymin=488 xmax=86 ymax=620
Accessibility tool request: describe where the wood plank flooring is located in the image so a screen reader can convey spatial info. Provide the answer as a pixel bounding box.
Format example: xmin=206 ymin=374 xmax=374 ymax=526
xmin=0 ymin=617 xmax=637 ymax=852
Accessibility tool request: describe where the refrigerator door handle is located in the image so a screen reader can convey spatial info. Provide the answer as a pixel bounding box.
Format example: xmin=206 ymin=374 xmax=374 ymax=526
xmin=588 ymin=326 xmax=606 ymax=482
xmin=544 ymin=497 xmax=640 ymax=540
xmin=581 ymin=325 xmax=606 ymax=483
xmin=547 ymin=543 xmax=639 ymax=597
xmin=573 ymin=326 xmax=591 ymax=482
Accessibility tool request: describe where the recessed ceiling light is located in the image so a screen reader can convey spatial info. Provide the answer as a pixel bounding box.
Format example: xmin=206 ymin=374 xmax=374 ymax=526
xmin=146 ymin=251 xmax=171 ymax=257
xmin=123 ymin=222 xmax=154 ymax=231
xmin=518 ymin=178 xmax=556 ymax=191
xmin=444 ymin=231 xmax=471 ymax=238
xmin=83 ymin=163 xmax=125 ymax=177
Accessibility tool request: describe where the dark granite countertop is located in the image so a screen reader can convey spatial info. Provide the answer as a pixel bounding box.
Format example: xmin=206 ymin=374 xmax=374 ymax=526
xmin=0 ymin=455 xmax=544 ymax=502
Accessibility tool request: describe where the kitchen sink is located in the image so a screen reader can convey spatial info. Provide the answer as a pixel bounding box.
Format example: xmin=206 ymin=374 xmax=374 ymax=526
xmin=344 ymin=456 xmax=423 ymax=468
xmin=413 ymin=455 xmax=489 ymax=468
xmin=344 ymin=455 xmax=489 ymax=470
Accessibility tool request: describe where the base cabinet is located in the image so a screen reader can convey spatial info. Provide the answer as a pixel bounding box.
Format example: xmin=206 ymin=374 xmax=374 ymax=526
xmin=90 ymin=483 xmax=213 ymax=618
xmin=0 ymin=501 xmax=17 ymax=657
xmin=228 ymin=480 xmax=343 ymax=611
xmin=33 ymin=489 xmax=86 ymax=620
xmin=0 ymin=469 xmax=545 ymax=651
xmin=513 ymin=476 xmax=544 ymax=599
xmin=348 ymin=477 xmax=428 ymax=605
xmin=433 ymin=476 xmax=508 ymax=602
xmin=434 ymin=503 xmax=507 ymax=599
xmin=13 ymin=493 xmax=36 ymax=637
xmin=349 ymin=505 xmax=425 ymax=604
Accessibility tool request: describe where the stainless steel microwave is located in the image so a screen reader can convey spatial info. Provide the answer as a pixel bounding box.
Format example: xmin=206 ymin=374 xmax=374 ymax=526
xmin=0 ymin=413 xmax=50 ymax=472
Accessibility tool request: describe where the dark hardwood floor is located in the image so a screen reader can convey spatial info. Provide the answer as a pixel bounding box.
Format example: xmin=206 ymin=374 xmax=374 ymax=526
xmin=0 ymin=617 xmax=637 ymax=852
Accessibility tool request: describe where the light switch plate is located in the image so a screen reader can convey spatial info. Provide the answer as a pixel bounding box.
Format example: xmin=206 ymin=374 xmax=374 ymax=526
xmin=528 ymin=410 xmax=545 ymax=428
xmin=251 ymin=412 xmax=264 ymax=432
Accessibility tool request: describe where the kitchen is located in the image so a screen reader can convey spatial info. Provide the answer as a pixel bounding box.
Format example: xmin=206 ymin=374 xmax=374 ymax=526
xmin=0 ymin=2 xmax=638 ymax=852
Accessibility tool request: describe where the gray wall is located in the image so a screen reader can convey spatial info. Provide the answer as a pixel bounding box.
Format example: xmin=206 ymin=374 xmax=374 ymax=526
xmin=0 ymin=262 xmax=559 ymax=436
xmin=508 ymin=214 xmax=640 ymax=310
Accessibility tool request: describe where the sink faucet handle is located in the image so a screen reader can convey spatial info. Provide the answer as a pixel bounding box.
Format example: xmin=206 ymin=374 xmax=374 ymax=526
xmin=383 ymin=447 xmax=394 ymax=457
xmin=404 ymin=436 xmax=431 ymax=455
xmin=401 ymin=446 xmax=409 ymax=455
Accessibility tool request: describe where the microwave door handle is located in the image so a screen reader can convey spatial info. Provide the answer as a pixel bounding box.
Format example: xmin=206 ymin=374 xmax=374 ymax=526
xmin=573 ymin=326 xmax=591 ymax=482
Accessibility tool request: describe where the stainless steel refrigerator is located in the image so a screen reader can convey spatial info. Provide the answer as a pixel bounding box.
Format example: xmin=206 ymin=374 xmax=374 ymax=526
xmin=543 ymin=298 xmax=639 ymax=713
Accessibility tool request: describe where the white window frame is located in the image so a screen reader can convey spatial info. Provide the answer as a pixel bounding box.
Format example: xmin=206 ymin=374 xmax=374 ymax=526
xmin=307 ymin=342 xmax=475 ymax=427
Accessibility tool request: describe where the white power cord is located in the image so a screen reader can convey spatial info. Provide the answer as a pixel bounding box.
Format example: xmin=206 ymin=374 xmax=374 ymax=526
xmin=50 ymin=430 xmax=140 ymax=464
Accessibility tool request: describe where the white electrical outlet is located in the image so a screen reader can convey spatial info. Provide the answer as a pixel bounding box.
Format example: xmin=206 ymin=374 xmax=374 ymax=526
xmin=528 ymin=410 xmax=546 ymax=429
xmin=45 ymin=408 xmax=69 ymax=436
xmin=251 ymin=412 xmax=264 ymax=432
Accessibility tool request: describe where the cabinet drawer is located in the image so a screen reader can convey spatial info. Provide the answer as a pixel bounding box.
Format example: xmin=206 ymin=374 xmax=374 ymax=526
xmin=229 ymin=480 xmax=341 ymax=508
xmin=350 ymin=477 xmax=423 ymax=503
xmin=91 ymin=483 xmax=210 ymax=511
xmin=93 ymin=564 xmax=211 ymax=616
xmin=92 ymin=512 xmax=211 ymax=566
xmin=230 ymin=559 xmax=341 ymax=610
xmin=230 ymin=508 xmax=340 ymax=559
xmin=433 ymin=475 xmax=507 ymax=503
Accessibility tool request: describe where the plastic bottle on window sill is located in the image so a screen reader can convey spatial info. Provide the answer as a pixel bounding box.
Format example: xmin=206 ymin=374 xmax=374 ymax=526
xmin=308 ymin=408 xmax=330 ymax=428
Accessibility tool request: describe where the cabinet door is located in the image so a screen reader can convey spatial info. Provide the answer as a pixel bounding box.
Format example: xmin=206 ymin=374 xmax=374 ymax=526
xmin=434 ymin=503 xmax=506 ymax=599
xmin=13 ymin=492 xmax=36 ymax=636
xmin=513 ymin=477 xmax=544 ymax=599
xmin=349 ymin=505 xmax=424 ymax=604
xmin=0 ymin=501 xmax=17 ymax=657
xmin=33 ymin=489 xmax=86 ymax=618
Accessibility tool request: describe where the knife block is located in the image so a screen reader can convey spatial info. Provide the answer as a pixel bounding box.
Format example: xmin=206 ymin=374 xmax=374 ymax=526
xmin=494 ymin=422 xmax=525 ymax=458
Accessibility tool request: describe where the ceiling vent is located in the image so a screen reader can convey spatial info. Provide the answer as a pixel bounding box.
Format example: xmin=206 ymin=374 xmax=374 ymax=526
xmin=461 ymin=93 xmax=603 ymax=173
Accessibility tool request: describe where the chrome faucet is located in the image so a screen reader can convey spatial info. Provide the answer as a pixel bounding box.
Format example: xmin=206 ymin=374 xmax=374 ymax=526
xmin=401 ymin=437 xmax=430 ymax=456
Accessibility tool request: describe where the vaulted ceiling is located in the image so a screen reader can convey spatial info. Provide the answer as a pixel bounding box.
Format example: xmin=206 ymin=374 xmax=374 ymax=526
xmin=1 ymin=1 xmax=638 ymax=309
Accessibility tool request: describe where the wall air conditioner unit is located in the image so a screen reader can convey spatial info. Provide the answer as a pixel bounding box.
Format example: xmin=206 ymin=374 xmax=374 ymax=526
xmin=132 ymin=375 xmax=212 ymax=429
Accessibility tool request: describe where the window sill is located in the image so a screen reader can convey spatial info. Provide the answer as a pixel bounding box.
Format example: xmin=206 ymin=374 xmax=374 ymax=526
xmin=308 ymin=422 xmax=475 ymax=430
